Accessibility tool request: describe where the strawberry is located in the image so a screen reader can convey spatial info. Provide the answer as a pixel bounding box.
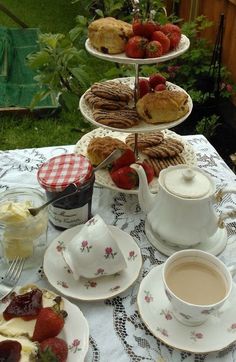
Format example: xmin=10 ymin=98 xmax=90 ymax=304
xmin=167 ymin=31 xmax=181 ymax=49
xmin=137 ymin=161 xmax=154 ymax=183
xmin=110 ymin=166 xmax=138 ymax=190
xmin=132 ymin=19 xmax=145 ymax=36
xmin=145 ymin=40 xmax=162 ymax=58
xmin=32 ymin=297 xmax=67 ymax=342
xmin=111 ymin=148 xmax=136 ymax=171
xmin=154 ymin=83 xmax=166 ymax=91
xmin=149 ymin=73 xmax=166 ymax=89
xmin=138 ymin=78 xmax=150 ymax=98
xmin=142 ymin=20 xmax=157 ymax=39
xmin=0 ymin=340 xmax=21 ymax=362
xmin=160 ymin=23 xmax=181 ymax=35
xmin=125 ymin=36 xmax=148 ymax=58
xmin=39 ymin=337 xmax=68 ymax=362
xmin=151 ymin=31 xmax=170 ymax=54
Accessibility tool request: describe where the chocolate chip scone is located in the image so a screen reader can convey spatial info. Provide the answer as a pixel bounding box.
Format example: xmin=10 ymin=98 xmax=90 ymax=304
xmin=142 ymin=138 xmax=184 ymax=158
xmin=84 ymin=90 xmax=127 ymax=110
xmin=90 ymin=81 xmax=133 ymax=102
xmin=93 ymin=109 xmax=141 ymax=129
xmin=145 ymin=155 xmax=185 ymax=176
xmin=125 ymin=132 xmax=164 ymax=150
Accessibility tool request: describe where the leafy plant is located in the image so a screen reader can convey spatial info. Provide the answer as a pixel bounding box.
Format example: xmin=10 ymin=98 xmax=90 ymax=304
xmin=195 ymin=114 xmax=221 ymax=139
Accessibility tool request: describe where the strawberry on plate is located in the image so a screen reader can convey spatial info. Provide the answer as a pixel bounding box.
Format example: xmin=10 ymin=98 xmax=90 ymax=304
xmin=111 ymin=148 xmax=136 ymax=171
xmin=39 ymin=337 xmax=68 ymax=362
xmin=138 ymin=78 xmax=150 ymax=98
xmin=151 ymin=31 xmax=170 ymax=54
xmin=149 ymin=73 xmax=166 ymax=89
xmin=142 ymin=20 xmax=157 ymax=39
xmin=32 ymin=298 xmax=67 ymax=342
xmin=132 ymin=19 xmax=145 ymax=36
xmin=168 ymin=31 xmax=181 ymax=49
xmin=125 ymin=36 xmax=148 ymax=58
xmin=160 ymin=23 xmax=181 ymax=35
xmin=154 ymin=83 xmax=166 ymax=91
xmin=136 ymin=161 xmax=154 ymax=183
xmin=110 ymin=166 xmax=138 ymax=190
xmin=145 ymin=40 xmax=162 ymax=58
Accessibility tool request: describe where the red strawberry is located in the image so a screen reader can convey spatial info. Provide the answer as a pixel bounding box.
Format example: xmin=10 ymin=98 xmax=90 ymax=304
xmin=111 ymin=148 xmax=136 ymax=171
xmin=0 ymin=340 xmax=21 ymax=362
xmin=160 ymin=23 xmax=181 ymax=35
xmin=149 ymin=73 xmax=166 ymax=89
xmin=145 ymin=40 xmax=162 ymax=58
xmin=138 ymin=78 xmax=150 ymax=98
xmin=154 ymin=83 xmax=166 ymax=91
xmin=132 ymin=19 xmax=145 ymax=36
xmin=167 ymin=31 xmax=181 ymax=49
xmin=110 ymin=166 xmax=138 ymax=190
xmin=137 ymin=161 xmax=154 ymax=183
xmin=39 ymin=337 xmax=68 ymax=362
xmin=125 ymin=36 xmax=148 ymax=58
xmin=142 ymin=20 xmax=157 ymax=39
xmin=151 ymin=31 xmax=170 ymax=54
xmin=32 ymin=297 xmax=67 ymax=342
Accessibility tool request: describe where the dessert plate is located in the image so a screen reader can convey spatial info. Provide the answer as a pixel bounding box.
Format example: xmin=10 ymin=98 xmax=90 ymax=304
xmin=0 ymin=286 xmax=89 ymax=361
xmin=85 ymin=35 xmax=190 ymax=64
xmin=74 ymin=127 xmax=197 ymax=194
xmin=79 ymin=77 xmax=193 ymax=133
xmin=44 ymin=224 xmax=142 ymax=301
xmin=137 ymin=264 xmax=236 ymax=354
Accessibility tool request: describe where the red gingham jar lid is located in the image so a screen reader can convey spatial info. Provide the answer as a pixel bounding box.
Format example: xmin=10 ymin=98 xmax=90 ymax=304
xmin=37 ymin=154 xmax=93 ymax=192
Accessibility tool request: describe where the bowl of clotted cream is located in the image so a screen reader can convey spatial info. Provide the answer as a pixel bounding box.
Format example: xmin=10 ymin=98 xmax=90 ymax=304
xmin=0 ymin=188 xmax=48 ymax=268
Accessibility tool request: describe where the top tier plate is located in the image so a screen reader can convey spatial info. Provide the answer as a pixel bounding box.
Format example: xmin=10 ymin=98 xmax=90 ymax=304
xmin=85 ymin=35 xmax=190 ymax=65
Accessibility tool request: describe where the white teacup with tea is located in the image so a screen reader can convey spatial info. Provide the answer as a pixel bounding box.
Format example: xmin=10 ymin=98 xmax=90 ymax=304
xmin=162 ymin=249 xmax=236 ymax=326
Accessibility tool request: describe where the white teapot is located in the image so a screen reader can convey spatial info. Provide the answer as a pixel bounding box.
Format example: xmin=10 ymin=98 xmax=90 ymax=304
xmin=132 ymin=164 xmax=236 ymax=249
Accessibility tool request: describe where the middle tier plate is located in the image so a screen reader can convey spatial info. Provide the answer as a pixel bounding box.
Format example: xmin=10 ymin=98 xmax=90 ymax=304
xmin=79 ymin=77 xmax=193 ymax=133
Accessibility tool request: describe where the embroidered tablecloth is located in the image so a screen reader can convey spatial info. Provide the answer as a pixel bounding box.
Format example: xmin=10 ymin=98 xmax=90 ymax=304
xmin=0 ymin=135 xmax=236 ymax=362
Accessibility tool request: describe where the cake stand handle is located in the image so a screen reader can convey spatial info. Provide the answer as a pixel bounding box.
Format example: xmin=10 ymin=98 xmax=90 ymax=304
xmin=134 ymin=63 xmax=140 ymax=160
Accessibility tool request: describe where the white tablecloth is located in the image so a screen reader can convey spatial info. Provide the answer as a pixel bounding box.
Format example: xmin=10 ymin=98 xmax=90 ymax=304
xmin=0 ymin=135 xmax=236 ymax=362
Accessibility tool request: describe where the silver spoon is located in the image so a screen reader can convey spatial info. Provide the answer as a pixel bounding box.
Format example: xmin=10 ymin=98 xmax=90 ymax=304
xmin=28 ymin=148 xmax=124 ymax=216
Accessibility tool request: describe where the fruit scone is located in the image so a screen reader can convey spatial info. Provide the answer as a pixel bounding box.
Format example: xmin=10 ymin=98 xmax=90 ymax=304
xmin=0 ymin=284 xmax=68 ymax=361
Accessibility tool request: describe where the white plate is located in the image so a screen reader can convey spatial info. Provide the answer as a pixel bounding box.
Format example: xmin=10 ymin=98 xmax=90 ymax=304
xmin=74 ymin=127 xmax=197 ymax=194
xmin=137 ymin=264 xmax=236 ymax=354
xmin=44 ymin=224 xmax=142 ymax=301
xmin=85 ymin=35 xmax=190 ymax=64
xmin=0 ymin=286 xmax=89 ymax=361
xmin=79 ymin=77 xmax=193 ymax=133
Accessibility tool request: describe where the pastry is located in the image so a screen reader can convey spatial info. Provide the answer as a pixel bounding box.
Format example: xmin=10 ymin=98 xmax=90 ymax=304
xmin=136 ymin=90 xmax=189 ymax=123
xmin=125 ymin=132 xmax=164 ymax=150
xmin=87 ymin=136 xmax=129 ymax=166
xmin=88 ymin=17 xmax=133 ymax=54
xmin=145 ymin=155 xmax=185 ymax=176
xmin=92 ymin=108 xmax=141 ymax=129
xmin=90 ymin=81 xmax=133 ymax=102
xmin=84 ymin=90 xmax=127 ymax=110
xmin=142 ymin=138 xmax=184 ymax=158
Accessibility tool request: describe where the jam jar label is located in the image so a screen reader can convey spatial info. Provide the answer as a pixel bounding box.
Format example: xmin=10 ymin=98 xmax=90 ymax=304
xmin=48 ymin=204 xmax=89 ymax=229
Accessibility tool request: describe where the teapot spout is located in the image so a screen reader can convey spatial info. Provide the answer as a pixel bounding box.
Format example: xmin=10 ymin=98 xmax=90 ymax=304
xmin=131 ymin=163 xmax=156 ymax=214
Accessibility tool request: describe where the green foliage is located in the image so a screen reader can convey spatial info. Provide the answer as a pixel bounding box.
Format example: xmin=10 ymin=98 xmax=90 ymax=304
xmin=196 ymin=114 xmax=221 ymax=139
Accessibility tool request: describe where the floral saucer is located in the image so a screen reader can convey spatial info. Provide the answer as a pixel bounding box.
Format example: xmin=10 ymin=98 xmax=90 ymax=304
xmin=137 ymin=264 xmax=236 ymax=353
xmin=44 ymin=225 xmax=142 ymax=301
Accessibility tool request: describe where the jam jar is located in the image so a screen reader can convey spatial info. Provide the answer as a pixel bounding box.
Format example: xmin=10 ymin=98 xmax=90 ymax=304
xmin=0 ymin=187 xmax=48 ymax=268
xmin=37 ymin=153 xmax=95 ymax=229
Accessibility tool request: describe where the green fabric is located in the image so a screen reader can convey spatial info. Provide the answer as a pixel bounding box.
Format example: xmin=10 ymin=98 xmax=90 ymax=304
xmin=0 ymin=27 xmax=57 ymax=109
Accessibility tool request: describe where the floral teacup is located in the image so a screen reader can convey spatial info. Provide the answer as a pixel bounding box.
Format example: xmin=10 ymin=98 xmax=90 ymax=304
xmin=62 ymin=214 xmax=127 ymax=280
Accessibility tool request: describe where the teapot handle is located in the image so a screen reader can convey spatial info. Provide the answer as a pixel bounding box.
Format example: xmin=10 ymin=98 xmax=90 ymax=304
xmin=215 ymin=186 xmax=236 ymax=228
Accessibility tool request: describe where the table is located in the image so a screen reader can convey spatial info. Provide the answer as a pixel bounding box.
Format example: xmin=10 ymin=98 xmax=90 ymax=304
xmin=0 ymin=134 xmax=236 ymax=362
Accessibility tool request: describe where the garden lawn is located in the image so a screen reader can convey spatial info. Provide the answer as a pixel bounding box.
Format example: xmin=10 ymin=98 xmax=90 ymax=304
xmin=0 ymin=0 xmax=88 ymax=150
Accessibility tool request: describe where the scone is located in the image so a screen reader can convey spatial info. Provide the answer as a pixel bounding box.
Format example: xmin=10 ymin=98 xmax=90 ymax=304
xmin=87 ymin=136 xmax=129 ymax=166
xmin=136 ymin=90 xmax=189 ymax=123
xmin=88 ymin=17 xmax=133 ymax=54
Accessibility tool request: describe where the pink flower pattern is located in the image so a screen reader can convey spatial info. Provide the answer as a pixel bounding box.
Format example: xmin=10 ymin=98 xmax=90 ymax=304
xmin=84 ymin=280 xmax=97 ymax=289
xmin=157 ymin=327 xmax=168 ymax=337
xmin=110 ymin=285 xmax=120 ymax=292
xmin=128 ymin=250 xmax=137 ymax=261
xmin=144 ymin=290 xmax=153 ymax=303
xmin=68 ymin=339 xmax=81 ymax=353
xmin=57 ymin=280 xmax=69 ymax=288
xmin=228 ymin=323 xmax=236 ymax=332
xmin=87 ymin=217 xmax=97 ymax=226
xmin=191 ymin=331 xmax=204 ymax=341
xmin=160 ymin=309 xmax=173 ymax=320
xmin=56 ymin=240 xmax=65 ymax=252
xmin=80 ymin=240 xmax=92 ymax=252
xmin=104 ymin=247 xmax=117 ymax=259
xmin=95 ymin=268 xmax=105 ymax=276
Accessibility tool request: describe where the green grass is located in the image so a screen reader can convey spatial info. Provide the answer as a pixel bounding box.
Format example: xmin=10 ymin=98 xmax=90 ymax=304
xmin=0 ymin=0 xmax=88 ymax=150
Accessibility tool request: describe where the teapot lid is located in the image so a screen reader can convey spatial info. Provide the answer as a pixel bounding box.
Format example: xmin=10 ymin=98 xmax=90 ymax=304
xmin=163 ymin=166 xmax=212 ymax=199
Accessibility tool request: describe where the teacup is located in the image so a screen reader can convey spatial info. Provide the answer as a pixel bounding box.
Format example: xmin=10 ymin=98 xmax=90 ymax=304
xmin=62 ymin=214 xmax=127 ymax=280
xmin=162 ymin=249 xmax=236 ymax=326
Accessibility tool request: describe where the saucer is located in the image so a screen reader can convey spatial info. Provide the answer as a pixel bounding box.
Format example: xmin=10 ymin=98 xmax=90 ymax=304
xmin=44 ymin=225 xmax=142 ymax=301
xmin=145 ymin=220 xmax=228 ymax=257
xmin=137 ymin=264 xmax=236 ymax=353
